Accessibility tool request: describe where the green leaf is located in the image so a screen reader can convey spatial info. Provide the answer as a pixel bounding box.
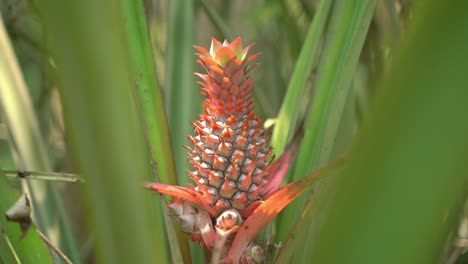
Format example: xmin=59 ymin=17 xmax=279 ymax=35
xmin=165 ymin=0 xmax=201 ymax=187
xmin=166 ymin=1 xmax=204 ymax=262
xmin=39 ymin=0 xmax=169 ymax=263
xmin=307 ymin=1 xmax=468 ymax=263
xmin=271 ymin=0 xmax=332 ymax=156
xmin=120 ymin=0 xmax=190 ymax=262
xmin=276 ymin=0 xmax=377 ymax=242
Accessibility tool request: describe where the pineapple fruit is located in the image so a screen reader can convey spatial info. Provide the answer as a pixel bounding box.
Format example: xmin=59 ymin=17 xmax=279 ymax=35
xmin=146 ymin=37 xmax=298 ymax=264
xmin=188 ymin=37 xmax=271 ymax=214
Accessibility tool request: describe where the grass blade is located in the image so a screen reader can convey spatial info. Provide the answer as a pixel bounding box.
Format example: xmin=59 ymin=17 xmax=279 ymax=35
xmin=276 ymin=0 xmax=377 ymax=242
xmin=166 ymin=2 xmax=205 ymax=261
xmin=120 ymin=0 xmax=190 ymax=262
xmin=122 ymin=0 xmax=179 ymax=187
xmin=271 ymin=0 xmax=332 ymax=156
xmin=165 ymin=0 xmax=201 ymax=187
xmin=40 ymin=0 xmax=169 ymax=262
xmin=294 ymin=0 xmax=377 ymax=179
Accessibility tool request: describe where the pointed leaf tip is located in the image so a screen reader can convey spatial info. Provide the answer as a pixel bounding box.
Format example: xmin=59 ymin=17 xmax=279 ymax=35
xmin=210 ymin=37 xmax=223 ymax=57
xmin=229 ymin=37 xmax=244 ymax=58
xmin=194 ymin=45 xmax=209 ymax=56
xmin=205 ymin=37 xmax=255 ymax=66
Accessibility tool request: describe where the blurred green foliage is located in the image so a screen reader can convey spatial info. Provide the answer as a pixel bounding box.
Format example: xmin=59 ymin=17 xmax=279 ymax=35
xmin=0 ymin=0 xmax=467 ymax=263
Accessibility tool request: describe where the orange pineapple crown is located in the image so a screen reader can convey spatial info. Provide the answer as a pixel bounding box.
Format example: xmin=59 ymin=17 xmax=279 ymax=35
xmin=194 ymin=37 xmax=260 ymax=118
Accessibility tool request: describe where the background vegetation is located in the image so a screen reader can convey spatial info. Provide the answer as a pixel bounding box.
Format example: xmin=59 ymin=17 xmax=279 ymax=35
xmin=0 ymin=0 xmax=467 ymax=263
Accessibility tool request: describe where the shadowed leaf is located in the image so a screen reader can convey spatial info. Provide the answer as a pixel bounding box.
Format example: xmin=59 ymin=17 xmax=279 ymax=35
xmin=227 ymin=158 xmax=344 ymax=263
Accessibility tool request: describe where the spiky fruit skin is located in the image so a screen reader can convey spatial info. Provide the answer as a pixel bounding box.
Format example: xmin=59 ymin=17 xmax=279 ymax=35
xmin=188 ymin=38 xmax=272 ymax=215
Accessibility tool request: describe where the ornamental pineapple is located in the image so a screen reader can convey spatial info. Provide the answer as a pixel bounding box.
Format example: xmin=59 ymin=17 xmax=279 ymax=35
xmin=147 ymin=37 xmax=299 ymax=263
xmin=188 ymin=37 xmax=271 ymax=215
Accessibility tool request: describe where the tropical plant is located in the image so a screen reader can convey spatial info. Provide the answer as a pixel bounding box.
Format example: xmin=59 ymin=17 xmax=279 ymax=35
xmin=0 ymin=0 xmax=467 ymax=263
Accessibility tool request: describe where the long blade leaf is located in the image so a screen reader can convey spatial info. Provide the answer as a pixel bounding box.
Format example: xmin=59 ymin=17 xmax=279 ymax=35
xmin=120 ymin=0 xmax=190 ymax=262
xmin=277 ymin=0 xmax=377 ymax=241
xmin=40 ymin=1 xmax=169 ymax=262
xmin=166 ymin=1 xmax=204 ymax=262
xmin=271 ymin=0 xmax=332 ymax=155
xmin=308 ymin=1 xmax=468 ymax=263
